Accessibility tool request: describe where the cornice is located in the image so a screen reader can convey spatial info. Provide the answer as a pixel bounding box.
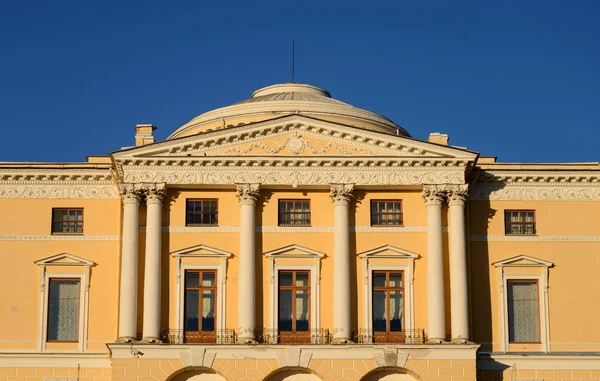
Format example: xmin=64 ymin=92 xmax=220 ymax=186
xmin=121 ymin=165 xmax=467 ymax=186
xmin=0 ymin=234 xmax=120 ymax=241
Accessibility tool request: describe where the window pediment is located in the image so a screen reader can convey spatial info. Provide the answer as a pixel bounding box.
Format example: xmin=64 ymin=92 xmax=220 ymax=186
xmin=492 ymin=254 xmax=553 ymax=268
xmin=358 ymin=245 xmax=420 ymax=261
xmin=171 ymin=244 xmax=232 ymax=258
xmin=34 ymin=253 xmax=95 ymax=267
xmin=264 ymin=244 xmax=325 ymax=259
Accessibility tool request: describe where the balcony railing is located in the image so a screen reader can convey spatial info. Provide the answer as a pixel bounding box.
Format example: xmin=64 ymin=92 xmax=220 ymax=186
xmin=256 ymin=328 xmax=332 ymax=344
xmin=353 ymin=329 xmax=426 ymax=344
xmin=161 ymin=329 xmax=237 ymax=344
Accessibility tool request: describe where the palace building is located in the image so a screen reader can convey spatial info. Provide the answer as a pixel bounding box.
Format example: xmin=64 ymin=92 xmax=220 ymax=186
xmin=1 ymin=82 xmax=599 ymax=381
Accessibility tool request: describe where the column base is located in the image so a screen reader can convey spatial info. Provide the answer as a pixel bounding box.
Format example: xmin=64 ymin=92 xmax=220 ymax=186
xmin=237 ymin=337 xmax=258 ymax=344
xmin=426 ymin=337 xmax=447 ymax=344
xmin=451 ymin=337 xmax=470 ymax=344
xmin=116 ymin=336 xmax=137 ymax=343
xmin=331 ymin=337 xmax=354 ymax=344
xmin=140 ymin=336 xmax=162 ymax=344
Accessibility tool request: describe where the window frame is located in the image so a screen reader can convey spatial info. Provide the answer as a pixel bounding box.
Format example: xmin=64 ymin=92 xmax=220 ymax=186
xmin=370 ymin=200 xmax=403 ymax=227
xmin=504 ymin=210 xmax=536 ymax=236
xmin=46 ymin=278 xmax=82 ymax=343
xmin=278 ymin=270 xmax=311 ymax=333
xmin=277 ymin=199 xmax=311 ymax=227
xmin=51 ymin=208 xmax=84 ymax=235
xmin=185 ymin=199 xmax=219 ymax=226
xmin=506 ymin=279 xmax=542 ymax=344
xmin=183 ymin=269 xmax=218 ymax=343
xmin=371 ymin=270 xmax=405 ymax=333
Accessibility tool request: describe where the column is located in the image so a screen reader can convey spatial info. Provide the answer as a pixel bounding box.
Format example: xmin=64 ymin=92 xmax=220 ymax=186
xmin=142 ymin=185 xmax=166 ymax=343
xmin=330 ymin=184 xmax=354 ymax=343
xmin=236 ymin=183 xmax=260 ymax=343
xmin=118 ymin=185 xmax=142 ymax=342
xmin=449 ymin=185 xmax=470 ymax=342
xmin=422 ymin=185 xmax=446 ymax=343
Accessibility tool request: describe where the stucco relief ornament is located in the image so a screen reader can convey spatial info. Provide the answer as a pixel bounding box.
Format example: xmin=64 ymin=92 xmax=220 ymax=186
xmin=447 ymin=184 xmax=469 ymax=206
xmin=235 ymin=183 xmax=260 ymax=205
xmin=329 ymin=184 xmax=354 ymax=205
xmin=120 ymin=184 xmax=143 ymax=204
xmin=286 ymin=132 xmax=307 ymax=155
xmin=422 ymin=184 xmax=447 ymax=205
xmin=144 ymin=184 xmax=167 ymax=204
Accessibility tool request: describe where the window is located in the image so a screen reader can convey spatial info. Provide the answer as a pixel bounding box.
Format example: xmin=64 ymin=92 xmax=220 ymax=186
xmin=371 ymin=200 xmax=403 ymax=226
xmin=372 ymin=271 xmax=404 ymax=343
xmin=47 ymin=279 xmax=81 ymax=342
xmin=278 ymin=270 xmax=310 ymax=343
xmin=186 ymin=199 xmax=218 ymax=226
xmin=505 ymin=210 xmax=535 ymax=235
xmin=278 ymin=200 xmax=310 ymax=226
xmin=52 ymin=208 xmax=83 ymax=234
xmin=184 ymin=270 xmax=217 ymax=343
xmin=507 ymin=280 xmax=540 ymax=343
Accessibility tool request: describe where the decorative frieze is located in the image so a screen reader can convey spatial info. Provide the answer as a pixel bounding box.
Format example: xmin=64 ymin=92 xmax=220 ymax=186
xmin=0 ymin=234 xmax=120 ymax=241
xmin=471 ymin=185 xmax=600 ymax=201
xmin=0 ymin=184 xmax=118 ymax=199
xmin=471 ymin=235 xmax=600 ymax=242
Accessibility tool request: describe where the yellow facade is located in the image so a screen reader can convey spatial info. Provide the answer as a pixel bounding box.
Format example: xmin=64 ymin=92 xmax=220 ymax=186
xmin=0 ymin=83 xmax=599 ymax=381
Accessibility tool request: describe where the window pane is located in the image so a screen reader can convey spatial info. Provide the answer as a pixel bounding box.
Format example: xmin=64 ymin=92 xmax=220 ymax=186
xmin=389 ymin=273 xmax=403 ymax=288
xmin=185 ymin=290 xmax=199 ymax=331
xmin=279 ymin=289 xmax=293 ymax=331
xmin=201 ymin=290 xmax=215 ymax=331
xmin=53 ymin=209 xmax=67 ymax=221
xmin=373 ymin=273 xmax=386 ymax=288
xmin=508 ymin=281 xmax=540 ymax=342
xmin=295 ymin=290 xmax=309 ymax=331
xmin=47 ymin=279 xmax=80 ymax=341
xmin=389 ymin=290 xmax=403 ymax=332
xmin=295 ymin=272 xmax=309 ymax=287
xmin=279 ymin=272 xmax=293 ymax=286
xmin=202 ymin=272 xmax=216 ymax=287
xmin=372 ymin=290 xmax=387 ymax=332
xmin=186 ymin=272 xmax=199 ymax=287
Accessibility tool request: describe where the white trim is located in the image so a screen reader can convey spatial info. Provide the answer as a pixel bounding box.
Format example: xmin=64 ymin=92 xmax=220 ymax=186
xmin=170 ymin=245 xmax=232 ymax=333
xmin=472 ymin=235 xmax=600 ymax=242
xmin=1 ymin=234 xmax=120 ymax=241
xmin=494 ymin=257 xmax=552 ymax=353
xmin=357 ymin=245 xmax=419 ymax=341
xmin=264 ymin=244 xmax=324 ymax=343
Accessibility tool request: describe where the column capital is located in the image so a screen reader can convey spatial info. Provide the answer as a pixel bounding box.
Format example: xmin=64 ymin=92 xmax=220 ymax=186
xmin=422 ymin=185 xmax=446 ymax=206
xmin=330 ymin=184 xmax=354 ymax=206
xmin=144 ymin=184 xmax=167 ymax=205
xmin=236 ymin=183 xmax=260 ymax=205
xmin=120 ymin=184 xmax=143 ymax=204
xmin=447 ymin=184 xmax=469 ymax=206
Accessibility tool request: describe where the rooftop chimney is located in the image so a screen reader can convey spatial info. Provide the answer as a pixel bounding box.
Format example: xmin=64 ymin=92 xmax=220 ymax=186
xmin=428 ymin=132 xmax=449 ymax=146
xmin=135 ymin=124 xmax=156 ymax=147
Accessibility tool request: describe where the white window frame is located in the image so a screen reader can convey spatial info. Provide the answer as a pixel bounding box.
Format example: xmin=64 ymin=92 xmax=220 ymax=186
xmin=358 ymin=245 xmax=419 ymax=342
xmin=35 ymin=253 xmax=94 ymax=353
xmin=492 ymin=255 xmax=553 ymax=353
xmin=171 ymin=245 xmax=232 ymax=336
xmin=265 ymin=244 xmax=324 ymax=344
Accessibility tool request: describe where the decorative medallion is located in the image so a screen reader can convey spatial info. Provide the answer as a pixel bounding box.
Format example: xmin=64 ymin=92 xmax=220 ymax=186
xmin=286 ymin=133 xmax=307 ymax=154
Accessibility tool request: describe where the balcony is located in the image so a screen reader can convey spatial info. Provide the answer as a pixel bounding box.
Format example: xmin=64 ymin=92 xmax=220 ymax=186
xmin=353 ymin=328 xmax=426 ymax=344
xmin=256 ymin=328 xmax=332 ymax=344
xmin=161 ymin=329 xmax=237 ymax=344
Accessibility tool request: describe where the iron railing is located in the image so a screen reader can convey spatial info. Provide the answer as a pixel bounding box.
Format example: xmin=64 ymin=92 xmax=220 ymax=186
xmin=353 ymin=329 xmax=426 ymax=344
xmin=256 ymin=328 xmax=332 ymax=344
xmin=160 ymin=329 xmax=237 ymax=344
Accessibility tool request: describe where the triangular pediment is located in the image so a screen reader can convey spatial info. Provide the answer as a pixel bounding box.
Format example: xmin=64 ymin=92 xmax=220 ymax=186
xmin=35 ymin=253 xmax=95 ymax=267
xmin=358 ymin=245 xmax=420 ymax=260
xmin=492 ymin=255 xmax=553 ymax=268
xmin=171 ymin=244 xmax=232 ymax=258
xmin=113 ymin=115 xmax=477 ymax=161
xmin=264 ymin=244 xmax=325 ymax=258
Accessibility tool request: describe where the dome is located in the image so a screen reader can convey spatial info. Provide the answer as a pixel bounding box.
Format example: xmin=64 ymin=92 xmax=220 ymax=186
xmin=167 ymin=83 xmax=410 ymax=139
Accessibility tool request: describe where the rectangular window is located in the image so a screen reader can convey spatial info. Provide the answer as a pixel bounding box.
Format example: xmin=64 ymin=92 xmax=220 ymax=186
xmin=47 ymin=279 xmax=80 ymax=341
xmin=278 ymin=200 xmax=311 ymax=226
xmin=51 ymin=208 xmax=83 ymax=234
xmin=278 ymin=270 xmax=310 ymax=343
xmin=184 ymin=270 xmax=217 ymax=343
xmin=371 ymin=271 xmax=405 ymax=343
xmin=371 ymin=200 xmax=403 ymax=226
xmin=186 ymin=199 xmax=218 ymax=226
xmin=505 ymin=210 xmax=535 ymax=235
xmin=507 ymin=280 xmax=540 ymax=343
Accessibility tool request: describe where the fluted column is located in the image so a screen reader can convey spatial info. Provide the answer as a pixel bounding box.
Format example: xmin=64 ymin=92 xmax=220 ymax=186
xmin=236 ymin=183 xmax=260 ymax=343
xmin=142 ymin=185 xmax=166 ymax=343
xmin=422 ymin=185 xmax=446 ymax=343
xmin=118 ymin=185 xmax=142 ymax=342
xmin=330 ymin=184 xmax=354 ymax=343
xmin=448 ymin=185 xmax=470 ymax=342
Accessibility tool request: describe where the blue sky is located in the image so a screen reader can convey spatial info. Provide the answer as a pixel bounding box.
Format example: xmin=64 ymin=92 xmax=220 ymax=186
xmin=1 ymin=1 xmax=598 ymax=163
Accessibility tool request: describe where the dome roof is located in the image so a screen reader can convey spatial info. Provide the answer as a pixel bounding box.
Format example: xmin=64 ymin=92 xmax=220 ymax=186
xmin=168 ymin=83 xmax=410 ymax=139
